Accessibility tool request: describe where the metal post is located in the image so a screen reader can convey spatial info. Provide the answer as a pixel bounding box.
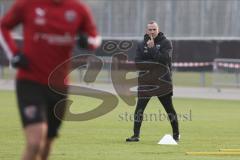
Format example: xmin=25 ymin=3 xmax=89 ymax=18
xmin=171 ymin=0 xmax=176 ymax=37
xmin=0 ymin=0 xmax=5 ymax=17
xmin=0 ymin=2 xmax=5 ymax=80
xmin=200 ymin=72 xmax=206 ymax=87
xmin=237 ymin=0 xmax=240 ymax=36
xmin=236 ymin=73 xmax=240 ymax=88
xmin=137 ymin=0 xmax=144 ymax=37
xmin=0 ymin=65 xmax=3 ymax=79
xmin=107 ymin=1 xmax=112 ymax=37
xmin=200 ymin=0 xmax=205 ymax=37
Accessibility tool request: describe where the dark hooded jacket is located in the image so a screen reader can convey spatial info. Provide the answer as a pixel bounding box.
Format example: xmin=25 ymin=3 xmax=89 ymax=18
xmin=135 ymin=32 xmax=173 ymax=96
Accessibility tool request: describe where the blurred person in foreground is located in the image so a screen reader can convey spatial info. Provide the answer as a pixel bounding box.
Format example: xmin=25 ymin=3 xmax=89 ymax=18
xmin=126 ymin=21 xmax=179 ymax=142
xmin=0 ymin=0 xmax=101 ymax=159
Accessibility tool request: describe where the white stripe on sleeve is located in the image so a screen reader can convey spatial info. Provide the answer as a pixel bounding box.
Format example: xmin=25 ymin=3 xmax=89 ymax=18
xmin=88 ymin=35 xmax=102 ymax=48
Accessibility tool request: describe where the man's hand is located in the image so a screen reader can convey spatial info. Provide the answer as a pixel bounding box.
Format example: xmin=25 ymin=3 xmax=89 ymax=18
xmin=11 ymin=53 xmax=29 ymax=69
xmin=146 ymin=35 xmax=154 ymax=48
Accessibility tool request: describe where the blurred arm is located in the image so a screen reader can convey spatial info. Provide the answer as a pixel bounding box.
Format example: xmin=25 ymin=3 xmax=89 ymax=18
xmin=78 ymin=4 xmax=101 ymax=50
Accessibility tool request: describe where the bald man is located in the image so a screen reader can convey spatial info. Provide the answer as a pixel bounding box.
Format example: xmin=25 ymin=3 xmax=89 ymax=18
xmin=126 ymin=21 xmax=179 ymax=142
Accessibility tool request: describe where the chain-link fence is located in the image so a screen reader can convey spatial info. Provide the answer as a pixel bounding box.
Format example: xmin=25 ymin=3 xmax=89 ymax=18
xmin=1 ymin=0 xmax=240 ymax=37
xmin=1 ymin=0 xmax=240 ymax=88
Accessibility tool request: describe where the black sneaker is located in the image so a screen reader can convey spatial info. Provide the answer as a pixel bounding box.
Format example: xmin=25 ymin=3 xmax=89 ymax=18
xmin=173 ymin=133 xmax=180 ymax=142
xmin=126 ymin=135 xmax=139 ymax=142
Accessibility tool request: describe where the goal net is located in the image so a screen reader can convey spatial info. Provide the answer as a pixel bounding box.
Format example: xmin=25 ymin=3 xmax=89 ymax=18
xmin=213 ymin=58 xmax=240 ymax=89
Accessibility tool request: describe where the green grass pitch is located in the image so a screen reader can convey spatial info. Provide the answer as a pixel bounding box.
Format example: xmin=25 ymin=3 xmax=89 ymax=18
xmin=0 ymin=90 xmax=239 ymax=160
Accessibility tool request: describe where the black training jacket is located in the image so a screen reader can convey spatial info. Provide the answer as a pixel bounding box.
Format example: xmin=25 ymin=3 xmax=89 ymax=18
xmin=135 ymin=32 xmax=173 ymax=95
